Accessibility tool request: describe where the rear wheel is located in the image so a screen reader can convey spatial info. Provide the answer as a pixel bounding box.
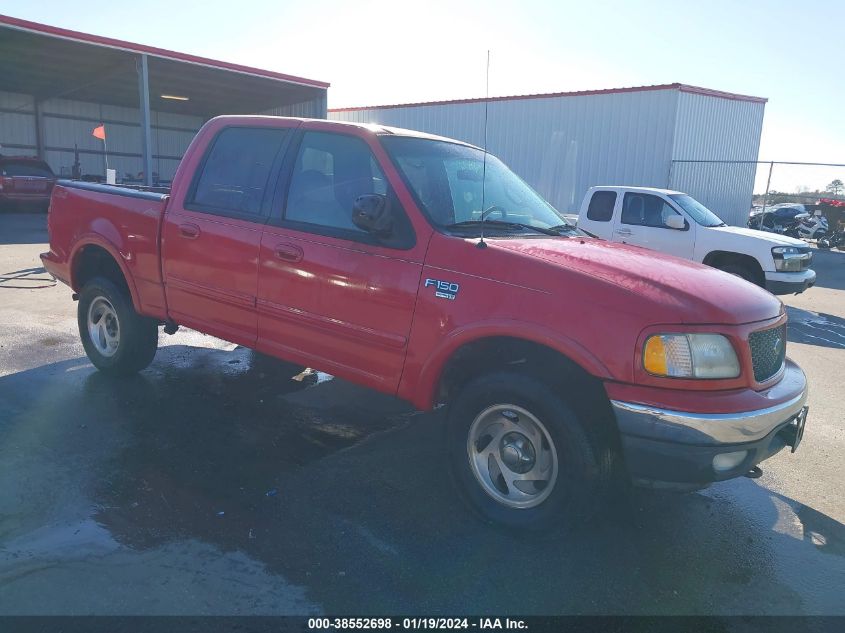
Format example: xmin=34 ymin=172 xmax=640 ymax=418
xmin=447 ymin=371 xmax=610 ymax=529
xmin=78 ymin=277 xmax=158 ymax=375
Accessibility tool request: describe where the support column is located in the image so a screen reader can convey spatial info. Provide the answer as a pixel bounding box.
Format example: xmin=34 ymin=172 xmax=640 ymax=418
xmin=33 ymin=98 xmax=45 ymax=160
xmin=137 ymin=54 xmax=153 ymax=187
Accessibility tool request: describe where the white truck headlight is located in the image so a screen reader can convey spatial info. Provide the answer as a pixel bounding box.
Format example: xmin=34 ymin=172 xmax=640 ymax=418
xmin=643 ymin=334 xmax=740 ymax=379
xmin=772 ymin=246 xmax=811 ymax=272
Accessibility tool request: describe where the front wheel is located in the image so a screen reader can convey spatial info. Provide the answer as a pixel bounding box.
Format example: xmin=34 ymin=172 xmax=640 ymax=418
xmin=78 ymin=277 xmax=158 ymax=375
xmin=447 ymin=372 xmax=610 ymax=529
xmin=718 ymin=263 xmax=761 ymax=286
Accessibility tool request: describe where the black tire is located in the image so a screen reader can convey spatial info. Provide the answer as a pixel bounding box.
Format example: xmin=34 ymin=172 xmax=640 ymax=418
xmin=447 ymin=371 xmax=612 ymax=530
xmin=78 ymin=276 xmax=158 ymax=375
xmin=719 ymin=263 xmax=760 ymax=286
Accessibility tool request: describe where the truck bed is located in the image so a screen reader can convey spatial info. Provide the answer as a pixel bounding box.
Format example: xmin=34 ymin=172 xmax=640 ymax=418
xmin=41 ymin=180 xmax=171 ymax=320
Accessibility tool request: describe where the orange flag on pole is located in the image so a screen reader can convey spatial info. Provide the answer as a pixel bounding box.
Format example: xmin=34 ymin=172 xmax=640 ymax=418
xmin=92 ymin=124 xmax=106 ymax=140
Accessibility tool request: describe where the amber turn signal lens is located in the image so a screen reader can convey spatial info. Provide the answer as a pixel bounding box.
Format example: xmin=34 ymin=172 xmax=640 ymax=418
xmin=643 ymin=335 xmax=668 ymax=376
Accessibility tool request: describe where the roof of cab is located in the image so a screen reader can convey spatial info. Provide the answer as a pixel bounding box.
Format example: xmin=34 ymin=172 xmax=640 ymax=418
xmin=206 ymin=115 xmax=480 ymax=149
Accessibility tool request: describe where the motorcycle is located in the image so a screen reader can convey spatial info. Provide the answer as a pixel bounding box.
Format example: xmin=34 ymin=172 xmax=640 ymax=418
xmin=776 ymin=212 xmax=809 ymax=238
xmin=818 ymin=230 xmax=845 ymax=250
xmin=797 ymin=213 xmax=830 ymax=240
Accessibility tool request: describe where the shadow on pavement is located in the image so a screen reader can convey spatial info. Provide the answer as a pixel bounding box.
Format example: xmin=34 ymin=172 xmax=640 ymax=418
xmin=786 ymin=306 xmax=845 ymax=350
xmin=0 ymin=213 xmax=48 ymax=245
xmin=0 ymin=266 xmax=57 ymax=290
xmin=0 ymin=344 xmax=843 ymax=615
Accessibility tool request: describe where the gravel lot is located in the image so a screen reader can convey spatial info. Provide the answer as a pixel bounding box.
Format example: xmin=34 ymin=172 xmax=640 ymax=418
xmin=1 ymin=213 xmax=843 ymax=615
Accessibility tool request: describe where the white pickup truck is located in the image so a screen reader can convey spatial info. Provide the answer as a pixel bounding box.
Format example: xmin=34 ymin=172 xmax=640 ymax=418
xmin=576 ymin=186 xmax=816 ymax=295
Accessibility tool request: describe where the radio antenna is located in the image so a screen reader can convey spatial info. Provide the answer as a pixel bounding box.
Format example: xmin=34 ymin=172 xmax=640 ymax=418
xmin=478 ymin=49 xmax=490 ymax=249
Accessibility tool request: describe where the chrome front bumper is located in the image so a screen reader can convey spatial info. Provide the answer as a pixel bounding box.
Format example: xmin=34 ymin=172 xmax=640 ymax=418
xmin=610 ymin=361 xmax=808 ymax=484
xmin=611 ymin=389 xmax=807 ymax=446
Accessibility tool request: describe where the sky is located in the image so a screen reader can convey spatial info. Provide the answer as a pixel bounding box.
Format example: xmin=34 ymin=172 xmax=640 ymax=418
xmin=4 ymin=0 xmax=843 ymax=193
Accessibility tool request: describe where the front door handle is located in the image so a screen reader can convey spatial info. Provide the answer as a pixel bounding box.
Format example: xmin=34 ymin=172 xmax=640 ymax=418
xmin=274 ymin=243 xmax=303 ymax=262
xmin=615 ymin=228 xmax=633 ymax=236
xmin=178 ymin=223 xmax=200 ymax=239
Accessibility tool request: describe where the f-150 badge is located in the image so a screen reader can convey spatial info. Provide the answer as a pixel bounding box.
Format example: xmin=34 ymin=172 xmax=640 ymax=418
xmin=425 ymin=278 xmax=460 ymax=301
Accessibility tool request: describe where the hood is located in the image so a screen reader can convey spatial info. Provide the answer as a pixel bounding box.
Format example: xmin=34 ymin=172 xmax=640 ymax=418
xmin=493 ymin=237 xmax=782 ymax=325
xmin=710 ymin=225 xmax=807 ymax=247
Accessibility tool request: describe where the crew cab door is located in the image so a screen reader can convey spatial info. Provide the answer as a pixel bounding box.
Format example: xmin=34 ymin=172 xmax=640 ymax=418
xmin=161 ymin=122 xmax=293 ymax=347
xmin=612 ymin=191 xmax=695 ymax=259
xmin=256 ymin=127 xmax=425 ymax=392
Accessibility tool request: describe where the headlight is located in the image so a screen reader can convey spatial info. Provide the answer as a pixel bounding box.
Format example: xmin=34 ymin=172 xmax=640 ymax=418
xmin=772 ymin=246 xmax=811 ymax=272
xmin=643 ymin=334 xmax=740 ymax=379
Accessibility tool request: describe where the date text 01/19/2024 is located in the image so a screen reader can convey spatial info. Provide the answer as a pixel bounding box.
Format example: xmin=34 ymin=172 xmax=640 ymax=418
xmin=307 ymin=617 xmax=528 ymax=630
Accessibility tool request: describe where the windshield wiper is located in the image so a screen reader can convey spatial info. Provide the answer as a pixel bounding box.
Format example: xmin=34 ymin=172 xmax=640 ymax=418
xmin=547 ymin=223 xmax=579 ymax=233
xmin=445 ymin=220 xmax=561 ymax=236
xmin=549 ymin=223 xmax=596 ymax=238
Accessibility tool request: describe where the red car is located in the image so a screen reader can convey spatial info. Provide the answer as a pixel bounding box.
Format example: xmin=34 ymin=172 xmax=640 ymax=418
xmin=0 ymin=156 xmax=56 ymax=211
xmin=41 ymin=116 xmax=809 ymax=528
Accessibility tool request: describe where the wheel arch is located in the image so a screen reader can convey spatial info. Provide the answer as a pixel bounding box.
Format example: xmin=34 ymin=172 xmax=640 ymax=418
xmin=405 ymin=322 xmax=612 ymax=410
xmin=702 ymin=250 xmax=765 ymax=285
xmin=70 ymin=238 xmax=141 ymax=311
xmin=424 ymin=331 xmax=622 ymax=460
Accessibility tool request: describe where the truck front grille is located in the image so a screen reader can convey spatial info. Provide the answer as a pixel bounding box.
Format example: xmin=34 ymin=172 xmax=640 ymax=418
xmin=748 ymin=324 xmax=787 ymax=382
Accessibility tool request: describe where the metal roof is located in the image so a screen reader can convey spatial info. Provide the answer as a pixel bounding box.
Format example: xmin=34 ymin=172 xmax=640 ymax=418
xmin=0 ymin=14 xmax=329 ymax=117
xmin=329 ymin=83 xmax=767 ymax=113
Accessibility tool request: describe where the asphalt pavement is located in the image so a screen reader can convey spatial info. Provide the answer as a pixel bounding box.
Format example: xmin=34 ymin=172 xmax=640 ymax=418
xmin=0 ymin=213 xmax=843 ymax=615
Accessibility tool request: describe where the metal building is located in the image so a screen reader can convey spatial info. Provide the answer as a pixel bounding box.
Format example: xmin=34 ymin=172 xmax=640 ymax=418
xmin=0 ymin=15 xmax=328 ymax=186
xmin=330 ymin=84 xmax=766 ymax=226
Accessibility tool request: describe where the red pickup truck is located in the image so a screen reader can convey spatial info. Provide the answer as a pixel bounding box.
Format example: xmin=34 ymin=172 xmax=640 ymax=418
xmin=0 ymin=156 xmax=56 ymax=211
xmin=42 ymin=116 xmax=809 ymax=528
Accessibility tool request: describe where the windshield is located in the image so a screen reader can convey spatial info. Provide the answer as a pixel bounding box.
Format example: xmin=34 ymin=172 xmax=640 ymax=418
xmin=669 ymin=194 xmax=725 ymax=227
xmin=0 ymin=161 xmax=54 ymax=177
xmin=380 ymin=136 xmax=580 ymax=235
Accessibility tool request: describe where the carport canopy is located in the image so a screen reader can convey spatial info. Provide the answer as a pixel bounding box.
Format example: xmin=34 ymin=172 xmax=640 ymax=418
xmin=0 ymin=14 xmax=329 ymax=185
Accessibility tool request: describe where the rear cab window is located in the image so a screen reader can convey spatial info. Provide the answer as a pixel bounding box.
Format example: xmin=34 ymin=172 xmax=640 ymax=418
xmin=1 ymin=160 xmax=54 ymax=177
xmin=187 ymin=126 xmax=289 ymax=219
xmin=586 ymin=191 xmax=616 ymax=222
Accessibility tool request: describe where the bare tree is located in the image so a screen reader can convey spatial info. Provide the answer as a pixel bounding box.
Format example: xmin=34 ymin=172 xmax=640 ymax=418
xmin=825 ymin=179 xmax=844 ymax=196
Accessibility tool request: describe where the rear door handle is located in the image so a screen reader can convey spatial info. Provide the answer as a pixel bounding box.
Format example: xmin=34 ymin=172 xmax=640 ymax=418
xmin=178 ymin=223 xmax=200 ymax=239
xmin=615 ymin=228 xmax=632 ymax=236
xmin=274 ymin=243 xmax=303 ymax=262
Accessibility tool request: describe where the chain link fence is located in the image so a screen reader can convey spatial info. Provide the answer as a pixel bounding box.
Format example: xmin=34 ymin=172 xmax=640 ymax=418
xmin=669 ymin=160 xmax=845 ymax=226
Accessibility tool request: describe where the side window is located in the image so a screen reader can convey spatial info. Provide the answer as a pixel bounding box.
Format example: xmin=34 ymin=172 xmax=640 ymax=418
xmin=286 ymin=132 xmax=388 ymax=233
xmin=586 ymin=191 xmax=616 ymax=222
xmin=189 ymin=127 xmax=288 ymax=217
xmin=621 ymin=193 xmax=681 ymax=228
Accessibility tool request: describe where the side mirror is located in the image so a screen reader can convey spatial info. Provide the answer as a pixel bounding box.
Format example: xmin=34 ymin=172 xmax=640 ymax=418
xmin=352 ymin=193 xmax=393 ymax=237
xmin=665 ymin=214 xmax=686 ymax=230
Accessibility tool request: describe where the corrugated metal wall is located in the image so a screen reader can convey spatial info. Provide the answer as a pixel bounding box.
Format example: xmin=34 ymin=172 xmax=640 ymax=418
xmin=332 ymin=88 xmax=765 ymax=223
xmin=669 ymin=92 xmax=765 ymax=226
xmin=0 ymin=89 xmax=202 ymax=182
xmin=0 ymin=91 xmax=36 ymax=152
xmin=261 ymin=93 xmax=327 ymax=119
